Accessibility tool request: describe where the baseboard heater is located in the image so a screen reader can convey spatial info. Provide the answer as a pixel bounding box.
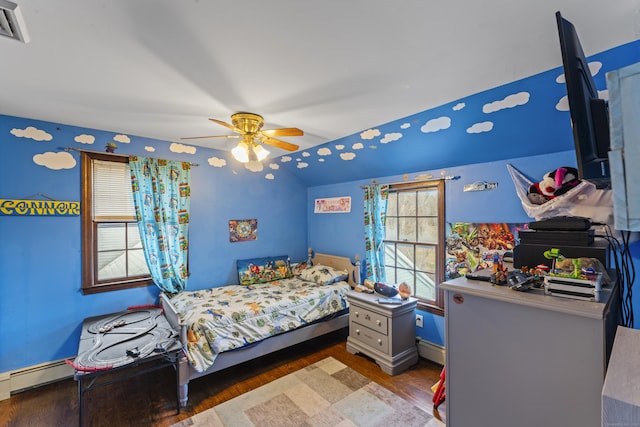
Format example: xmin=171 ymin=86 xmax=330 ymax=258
xmin=417 ymin=338 xmax=446 ymax=366
xmin=0 ymin=358 xmax=75 ymax=400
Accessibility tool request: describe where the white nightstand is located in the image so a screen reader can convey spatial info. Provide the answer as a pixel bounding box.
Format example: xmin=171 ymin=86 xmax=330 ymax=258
xmin=346 ymin=291 xmax=419 ymax=375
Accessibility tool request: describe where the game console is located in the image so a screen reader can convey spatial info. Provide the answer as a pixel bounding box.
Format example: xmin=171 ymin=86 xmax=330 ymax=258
xmin=513 ymin=240 xmax=609 ymax=270
xmin=544 ymin=273 xmax=603 ymax=302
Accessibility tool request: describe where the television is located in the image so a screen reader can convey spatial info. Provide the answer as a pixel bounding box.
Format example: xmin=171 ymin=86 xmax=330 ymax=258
xmin=556 ymin=11 xmax=611 ymax=189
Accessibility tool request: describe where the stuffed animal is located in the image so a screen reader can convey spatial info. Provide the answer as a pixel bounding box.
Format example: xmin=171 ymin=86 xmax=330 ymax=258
xmin=527 ymin=167 xmax=580 ymax=204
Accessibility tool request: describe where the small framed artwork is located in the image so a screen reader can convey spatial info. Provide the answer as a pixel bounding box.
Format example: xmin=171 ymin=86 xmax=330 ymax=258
xmin=229 ymin=219 xmax=258 ymax=242
xmin=314 ymin=196 xmax=351 ymax=213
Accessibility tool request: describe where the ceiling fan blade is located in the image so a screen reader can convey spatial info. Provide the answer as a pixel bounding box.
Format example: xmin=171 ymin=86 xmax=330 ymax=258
xmin=260 ymin=128 xmax=304 ymax=137
xmin=181 ymin=135 xmax=240 ymax=140
xmin=209 ymin=118 xmax=241 ymax=133
xmin=261 ymin=136 xmax=299 ymax=151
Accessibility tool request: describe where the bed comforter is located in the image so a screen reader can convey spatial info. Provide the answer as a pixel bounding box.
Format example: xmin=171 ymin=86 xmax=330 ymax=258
xmin=168 ymin=277 xmax=351 ymax=372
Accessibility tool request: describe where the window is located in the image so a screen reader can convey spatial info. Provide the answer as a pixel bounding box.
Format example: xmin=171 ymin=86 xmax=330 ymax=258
xmin=81 ymin=152 xmax=151 ymax=294
xmin=383 ymin=180 xmax=445 ymax=314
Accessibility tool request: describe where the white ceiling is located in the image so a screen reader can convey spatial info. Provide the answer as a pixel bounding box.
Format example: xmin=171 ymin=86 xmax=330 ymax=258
xmin=2 ymin=0 xmax=639 ymax=157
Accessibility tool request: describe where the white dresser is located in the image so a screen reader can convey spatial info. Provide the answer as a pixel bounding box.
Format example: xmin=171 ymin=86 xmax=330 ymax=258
xmin=346 ymin=291 xmax=418 ymax=375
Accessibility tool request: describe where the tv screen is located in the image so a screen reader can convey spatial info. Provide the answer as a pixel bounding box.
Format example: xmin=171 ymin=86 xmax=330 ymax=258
xmin=556 ymin=11 xmax=611 ymax=189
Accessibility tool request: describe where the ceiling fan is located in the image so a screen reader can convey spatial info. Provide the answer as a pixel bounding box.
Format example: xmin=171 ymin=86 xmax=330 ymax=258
xmin=182 ymin=112 xmax=303 ymax=163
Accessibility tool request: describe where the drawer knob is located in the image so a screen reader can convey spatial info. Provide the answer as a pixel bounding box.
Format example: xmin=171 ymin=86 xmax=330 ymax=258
xmin=377 ymin=339 xmax=382 ymax=345
xmin=356 ymin=329 xmax=360 ymax=335
xmin=354 ymin=311 xmax=359 ymax=317
xmin=376 ymin=320 xmax=381 ymax=326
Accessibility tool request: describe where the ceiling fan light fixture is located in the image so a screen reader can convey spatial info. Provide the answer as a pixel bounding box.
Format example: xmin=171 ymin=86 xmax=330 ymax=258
xmin=231 ymin=141 xmax=270 ymax=163
xmin=232 ymin=142 xmax=250 ymax=163
xmin=253 ymin=144 xmax=270 ymax=161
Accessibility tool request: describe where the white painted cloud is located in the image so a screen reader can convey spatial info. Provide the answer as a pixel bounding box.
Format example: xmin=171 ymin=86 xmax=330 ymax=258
xmin=421 ymin=117 xmax=451 ymax=133
xmin=556 ymin=61 xmax=603 ymax=83
xmin=360 ymin=129 xmax=381 ymax=140
xmin=335 ymin=144 xmax=345 ymax=150
xmin=317 ymin=147 xmax=332 ymax=156
xmin=483 ymin=92 xmax=530 ymax=113
xmin=245 ymin=161 xmax=264 ymax=172
xmin=33 ymin=151 xmax=76 ymax=170
xmin=145 ymin=146 xmax=156 ymax=152
xmin=340 ymin=152 xmax=356 ymax=161
xmin=208 ymin=157 xmax=227 ymax=167
xmin=280 ymin=156 xmax=293 ymax=163
xmin=170 ymin=142 xmax=196 ymax=154
xmin=265 ymin=173 xmax=275 ymax=180
xmin=467 ymin=121 xmax=494 ymax=134
xmin=380 ymin=133 xmax=403 ymax=144
xmin=319 ymin=158 xmax=325 ymax=162
xmin=11 ymin=126 xmax=52 ymax=141
xmin=556 ymin=95 xmax=569 ymax=111
xmin=75 ymin=134 xmax=95 ymax=144
xmin=352 ymin=142 xmax=364 ymax=150
xmin=556 ymin=88 xmax=608 ymax=112
xmin=453 ymin=102 xmax=466 ymax=111
xmin=302 ymin=151 xmax=310 ymax=157
xmin=114 ymin=134 xmax=130 ymax=143
xmin=297 ymin=162 xmax=309 ymax=169
xmin=269 ymin=163 xmax=280 ymax=170
xmin=400 ymin=122 xmax=411 ymax=129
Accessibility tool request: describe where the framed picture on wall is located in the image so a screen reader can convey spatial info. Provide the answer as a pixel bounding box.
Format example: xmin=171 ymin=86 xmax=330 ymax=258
xmin=314 ymin=196 xmax=351 ymax=213
xmin=229 ymin=219 xmax=258 ymax=242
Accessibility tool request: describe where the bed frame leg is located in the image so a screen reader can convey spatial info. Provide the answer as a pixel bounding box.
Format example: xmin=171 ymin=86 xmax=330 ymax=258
xmin=179 ymin=384 xmax=189 ymax=408
xmin=177 ymin=355 xmax=190 ymax=407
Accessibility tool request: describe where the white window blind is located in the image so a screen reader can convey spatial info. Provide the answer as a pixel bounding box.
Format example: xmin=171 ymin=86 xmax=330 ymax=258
xmin=93 ymin=159 xmax=136 ymax=221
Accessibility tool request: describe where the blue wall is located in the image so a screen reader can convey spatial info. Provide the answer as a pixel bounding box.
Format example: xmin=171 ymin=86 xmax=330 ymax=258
xmin=0 ymin=115 xmax=308 ymax=372
xmin=306 ymin=150 xmax=585 ymax=346
xmin=1 ymin=40 xmax=639 ymax=374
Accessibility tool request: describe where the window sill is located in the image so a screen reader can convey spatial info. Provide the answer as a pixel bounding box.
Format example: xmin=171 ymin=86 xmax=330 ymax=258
xmin=417 ymin=301 xmax=444 ymax=317
xmin=82 ymin=278 xmax=154 ymax=295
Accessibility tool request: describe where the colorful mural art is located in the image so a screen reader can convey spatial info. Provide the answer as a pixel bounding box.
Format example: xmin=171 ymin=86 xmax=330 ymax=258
xmin=445 ymin=222 xmax=526 ymax=280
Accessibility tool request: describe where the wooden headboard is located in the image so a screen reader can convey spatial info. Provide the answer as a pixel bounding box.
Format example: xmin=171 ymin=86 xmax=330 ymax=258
xmin=309 ymin=248 xmax=361 ymax=287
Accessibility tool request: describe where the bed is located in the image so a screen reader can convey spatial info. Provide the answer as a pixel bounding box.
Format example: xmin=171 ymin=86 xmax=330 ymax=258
xmin=160 ymin=249 xmax=360 ymax=407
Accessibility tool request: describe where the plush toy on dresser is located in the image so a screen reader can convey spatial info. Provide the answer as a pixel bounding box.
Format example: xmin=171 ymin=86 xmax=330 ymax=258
xmin=527 ymin=166 xmax=581 ymax=205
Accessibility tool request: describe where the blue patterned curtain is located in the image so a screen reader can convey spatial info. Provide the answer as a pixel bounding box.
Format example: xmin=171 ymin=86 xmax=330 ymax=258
xmin=129 ymin=156 xmax=191 ymax=293
xmin=364 ymin=184 xmax=389 ymax=281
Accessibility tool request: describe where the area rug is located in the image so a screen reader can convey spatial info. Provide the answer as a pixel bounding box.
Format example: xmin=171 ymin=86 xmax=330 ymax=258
xmin=171 ymin=357 xmax=444 ymax=427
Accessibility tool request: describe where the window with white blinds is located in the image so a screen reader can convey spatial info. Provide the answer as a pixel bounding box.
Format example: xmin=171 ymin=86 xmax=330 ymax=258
xmin=93 ymin=159 xmax=136 ymax=221
xmin=81 ymin=152 xmax=152 ymax=294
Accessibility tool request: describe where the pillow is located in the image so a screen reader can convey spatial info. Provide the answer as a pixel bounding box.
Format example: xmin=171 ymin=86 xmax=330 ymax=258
xmin=299 ymin=264 xmax=348 ymax=285
xmin=237 ymin=255 xmax=293 ymax=285
xmin=290 ymin=260 xmax=308 ymax=276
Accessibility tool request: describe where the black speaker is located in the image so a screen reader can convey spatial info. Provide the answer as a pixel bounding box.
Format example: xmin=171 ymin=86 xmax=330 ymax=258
xmin=513 ymin=240 xmax=609 ymax=269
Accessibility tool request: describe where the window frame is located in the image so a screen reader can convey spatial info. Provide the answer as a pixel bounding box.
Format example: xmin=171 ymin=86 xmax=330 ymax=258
xmin=81 ymin=151 xmax=153 ymax=294
xmin=383 ymin=180 xmax=445 ymax=316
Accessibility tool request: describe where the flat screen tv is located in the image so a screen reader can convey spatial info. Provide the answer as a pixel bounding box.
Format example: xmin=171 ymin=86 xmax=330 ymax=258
xmin=556 ymin=11 xmax=611 ymax=189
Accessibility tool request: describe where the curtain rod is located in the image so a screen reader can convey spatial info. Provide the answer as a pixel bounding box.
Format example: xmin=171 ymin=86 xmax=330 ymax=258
xmin=360 ymin=175 xmax=459 ymax=188
xmin=60 ymin=147 xmax=200 ymax=166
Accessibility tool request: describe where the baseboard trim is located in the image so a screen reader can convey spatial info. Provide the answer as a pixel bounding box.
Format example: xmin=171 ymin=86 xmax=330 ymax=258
xmin=0 ymin=358 xmax=75 ymax=400
xmin=417 ymin=338 xmax=446 ymax=366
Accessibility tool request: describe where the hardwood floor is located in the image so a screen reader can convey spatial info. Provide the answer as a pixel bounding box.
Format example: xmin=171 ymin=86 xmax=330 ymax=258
xmin=0 ymin=330 xmax=446 ymax=426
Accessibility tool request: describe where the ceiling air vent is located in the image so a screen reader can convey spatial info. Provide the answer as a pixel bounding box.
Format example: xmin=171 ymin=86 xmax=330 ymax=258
xmin=0 ymin=0 xmax=29 ymax=43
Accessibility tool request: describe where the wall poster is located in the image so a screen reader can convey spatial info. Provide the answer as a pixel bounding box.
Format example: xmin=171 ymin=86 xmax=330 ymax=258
xmin=314 ymin=196 xmax=351 ymax=213
xmin=445 ymin=222 xmax=525 ymax=280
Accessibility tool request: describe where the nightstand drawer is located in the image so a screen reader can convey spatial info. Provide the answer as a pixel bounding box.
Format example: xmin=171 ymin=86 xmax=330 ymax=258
xmin=349 ymin=323 xmax=389 ymax=354
xmin=350 ymin=305 xmax=388 ymax=334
